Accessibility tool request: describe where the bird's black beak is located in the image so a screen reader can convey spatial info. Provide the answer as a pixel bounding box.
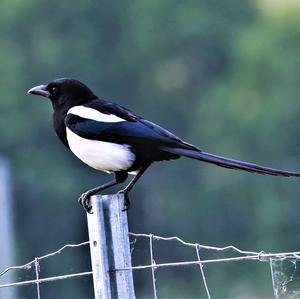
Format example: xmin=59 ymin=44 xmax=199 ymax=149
xmin=27 ymin=85 xmax=50 ymax=98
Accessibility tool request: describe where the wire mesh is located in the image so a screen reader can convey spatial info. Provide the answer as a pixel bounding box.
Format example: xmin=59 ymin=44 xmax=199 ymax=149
xmin=0 ymin=241 xmax=91 ymax=294
xmin=1 ymin=234 xmax=300 ymax=298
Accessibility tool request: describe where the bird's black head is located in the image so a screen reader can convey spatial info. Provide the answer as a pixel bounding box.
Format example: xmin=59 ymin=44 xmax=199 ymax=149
xmin=28 ymin=78 xmax=97 ymax=110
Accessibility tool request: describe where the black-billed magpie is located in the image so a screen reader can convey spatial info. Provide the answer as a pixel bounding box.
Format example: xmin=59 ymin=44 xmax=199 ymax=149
xmin=28 ymin=78 xmax=300 ymax=213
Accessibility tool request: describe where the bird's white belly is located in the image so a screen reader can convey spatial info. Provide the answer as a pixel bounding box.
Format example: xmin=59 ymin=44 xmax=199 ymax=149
xmin=66 ymin=128 xmax=135 ymax=172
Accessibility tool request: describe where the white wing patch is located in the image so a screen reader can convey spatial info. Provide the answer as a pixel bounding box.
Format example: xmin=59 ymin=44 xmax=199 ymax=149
xmin=67 ymin=106 xmax=126 ymax=123
xmin=66 ymin=128 xmax=135 ymax=172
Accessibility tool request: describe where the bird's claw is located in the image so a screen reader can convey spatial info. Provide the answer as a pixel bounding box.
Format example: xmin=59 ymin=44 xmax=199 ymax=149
xmin=118 ymin=190 xmax=131 ymax=211
xmin=79 ymin=190 xmax=130 ymax=213
xmin=78 ymin=192 xmax=93 ymax=214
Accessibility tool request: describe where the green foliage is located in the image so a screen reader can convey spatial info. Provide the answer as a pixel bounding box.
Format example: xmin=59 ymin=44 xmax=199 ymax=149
xmin=197 ymin=6 xmax=300 ymax=253
xmin=1 ymin=1 xmax=300 ymax=297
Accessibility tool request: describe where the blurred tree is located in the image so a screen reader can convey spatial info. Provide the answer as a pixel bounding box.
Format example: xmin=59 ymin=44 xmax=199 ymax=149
xmin=193 ymin=9 xmax=300 ymax=297
xmin=2 ymin=0 xmax=300 ymax=298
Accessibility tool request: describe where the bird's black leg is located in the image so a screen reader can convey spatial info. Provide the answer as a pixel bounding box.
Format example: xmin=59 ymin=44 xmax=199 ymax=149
xmin=79 ymin=171 xmax=128 ymax=213
xmin=118 ymin=164 xmax=150 ymax=211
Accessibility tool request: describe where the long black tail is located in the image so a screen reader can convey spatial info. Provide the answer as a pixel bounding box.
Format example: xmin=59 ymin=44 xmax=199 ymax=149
xmin=163 ymin=147 xmax=300 ymax=177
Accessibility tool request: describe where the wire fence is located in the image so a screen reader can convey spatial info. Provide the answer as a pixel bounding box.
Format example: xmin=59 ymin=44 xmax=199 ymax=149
xmin=0 ymin=241 xmax=91 ymax=292
xmin=1 ymin=233 xmax=300 ymax=298
xmin=128 ymin=233 xmax=300 ymax=299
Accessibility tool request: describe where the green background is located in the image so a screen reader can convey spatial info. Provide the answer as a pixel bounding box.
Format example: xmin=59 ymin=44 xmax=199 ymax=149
xmin=1 ymin=0 xmax=300 ymax=298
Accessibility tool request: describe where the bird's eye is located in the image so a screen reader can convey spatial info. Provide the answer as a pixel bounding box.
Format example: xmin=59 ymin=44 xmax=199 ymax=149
xmin=51 ymin=87 xmax=58 ymax=94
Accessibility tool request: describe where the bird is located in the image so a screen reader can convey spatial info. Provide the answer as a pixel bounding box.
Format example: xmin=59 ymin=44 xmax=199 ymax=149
xmin=28 ymin=78 xmax=300 ymax=213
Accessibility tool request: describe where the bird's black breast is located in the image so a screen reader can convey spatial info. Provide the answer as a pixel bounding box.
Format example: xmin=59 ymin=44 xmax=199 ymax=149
xmin=53 ymin=110 xmax=69 ymax=148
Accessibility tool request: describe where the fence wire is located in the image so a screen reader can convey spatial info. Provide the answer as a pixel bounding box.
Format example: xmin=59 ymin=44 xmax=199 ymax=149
xmin=0 ymin=241 xmax=91 ymax=293
xmin=128 ymin=233 xmax=300 ymax=299
xmin=1 ymin=234 xmax=300 ymax=298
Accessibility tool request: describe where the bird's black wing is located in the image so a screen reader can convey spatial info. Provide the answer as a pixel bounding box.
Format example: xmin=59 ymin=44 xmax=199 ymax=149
xmin=66 ymin=100 xmax=300 ymax=177
xmin=83 ymin=99 xmax=139 ymax=122
xmin=83 ymin=99 xmax=198 ymax=149
xmin=65 ymin=113 xmax=186 ymax=148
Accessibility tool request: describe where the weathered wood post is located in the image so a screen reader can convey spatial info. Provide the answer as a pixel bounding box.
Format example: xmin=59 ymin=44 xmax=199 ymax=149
xmin=87 ymin=194 xmax=136 ymax=299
